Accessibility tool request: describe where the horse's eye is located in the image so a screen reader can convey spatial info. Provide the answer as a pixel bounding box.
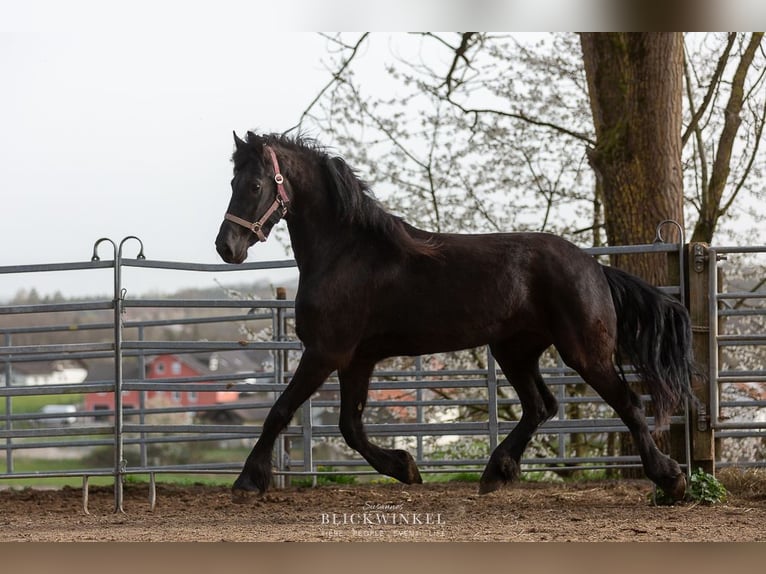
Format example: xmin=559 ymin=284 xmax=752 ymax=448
xmin=253 ymin=182 xmax=262 ymax=193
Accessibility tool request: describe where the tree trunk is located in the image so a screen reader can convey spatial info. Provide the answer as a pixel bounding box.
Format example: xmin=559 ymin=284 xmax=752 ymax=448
xmin=580 ymin=33 xmax=684 ymax=282
xmin=580 ymin=33 xmax=685 ymax=477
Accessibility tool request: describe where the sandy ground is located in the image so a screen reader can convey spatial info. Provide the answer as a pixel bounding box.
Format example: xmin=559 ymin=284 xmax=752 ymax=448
xmin=1 ymin=476 xmax=765 ymax=542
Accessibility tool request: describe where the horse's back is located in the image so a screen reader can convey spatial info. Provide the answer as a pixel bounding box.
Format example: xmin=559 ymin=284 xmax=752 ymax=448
xmin=353 ymin=230 xmax=614 ymax=355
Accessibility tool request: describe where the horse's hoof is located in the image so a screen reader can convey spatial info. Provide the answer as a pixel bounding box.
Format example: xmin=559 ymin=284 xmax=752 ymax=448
xmin=231 ymin=487 xmax=261 ymax=504
xmin=407 ymin=465 xmax=423 ymax=485
xmin=392 ymin=449 xmax=423 ymax=484
xmin=665 ymin=473 xmax=687 ymax=501
xmin=232 ymin=470 xmax=269 ymax=502
xmin=479 ymin=452 xmax=519 ymax=494
xmin=478 ymin=477 xmax=504 ymax=495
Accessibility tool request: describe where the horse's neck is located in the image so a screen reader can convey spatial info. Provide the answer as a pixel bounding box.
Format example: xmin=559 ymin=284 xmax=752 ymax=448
xmin=284 ymin=191 xmax=344 ymax=271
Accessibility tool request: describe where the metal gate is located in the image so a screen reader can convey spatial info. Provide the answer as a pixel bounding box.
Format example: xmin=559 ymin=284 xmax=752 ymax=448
xmin=1 ymin=235 xmax=764 ymax=511
xmin=706 ymin=245 xmax=766 ymax=469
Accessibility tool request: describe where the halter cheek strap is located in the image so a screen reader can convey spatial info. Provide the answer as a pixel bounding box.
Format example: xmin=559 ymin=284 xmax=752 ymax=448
xmin=224 ymin=145 xmax=290 ymax=242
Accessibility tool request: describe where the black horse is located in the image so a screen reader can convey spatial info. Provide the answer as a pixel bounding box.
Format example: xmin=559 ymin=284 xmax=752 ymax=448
xmin=215 ymin=132 xmax=695 ymax=500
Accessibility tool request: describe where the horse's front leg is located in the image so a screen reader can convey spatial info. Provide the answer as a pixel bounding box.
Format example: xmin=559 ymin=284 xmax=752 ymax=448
xmin=233 ymin=349 xmax=334 ymax=499
xmin=338 ymin=358 xmax=422 ymax=485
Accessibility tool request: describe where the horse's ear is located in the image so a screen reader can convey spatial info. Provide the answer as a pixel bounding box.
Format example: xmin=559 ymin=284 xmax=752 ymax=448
xmin=245 ymin=131 xmax=264 ymax=151
xmin=233 ymin=131 xmax=246 ymax=150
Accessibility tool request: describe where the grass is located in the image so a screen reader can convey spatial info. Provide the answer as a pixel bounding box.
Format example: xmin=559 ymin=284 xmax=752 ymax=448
xmin=0 ymin=455 xmax=237 ymax=489
xmin=0 ymin=394 xmax=84 ymax=416
xmin=424 ymin=471 xmax=481 ymax=483
xmin=290 ymin=466 xmax=359 ymax=487
xmin=0 ymin=458 xmax=114 ymax=488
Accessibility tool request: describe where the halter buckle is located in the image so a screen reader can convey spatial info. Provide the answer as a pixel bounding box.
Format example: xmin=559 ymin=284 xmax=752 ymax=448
xmin=276 ymin=196 xmax=288 ymax=216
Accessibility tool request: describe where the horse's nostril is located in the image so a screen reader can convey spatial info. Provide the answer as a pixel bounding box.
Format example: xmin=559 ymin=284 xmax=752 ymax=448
xmin=216 ymin=240 xmax=233 ymax=262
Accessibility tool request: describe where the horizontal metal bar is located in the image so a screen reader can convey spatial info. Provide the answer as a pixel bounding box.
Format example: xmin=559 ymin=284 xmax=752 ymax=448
xmin=123 ymin=298 xmax=295 ymax=309
xmin=0 ymin=301 xmax=114 ymax=315
xmin=0 ymin=426 xmax=114 ymax=439
xmin=0 ymin=350 xmax=114 ymax=364
xmin=0 ymin=321 xmax=115 ymax=336
xmin=584 ymin=243 xmax=680 ymax=256
xmin=0 ymin=260 xmax=113 ymax=274
xmin=123 ymin=312 xmax=273 ymax=329
xmin=0 ymin=382 xmax=114 ymax=397
xmin=0 ymin=342 xmax=114 ymax=356
xmin=719 ymin=400 xmax=766 ymax=408
xmin=717 ymin=291 xmax=766 ymax=300
xmin=716 ymin=336 xmax=766 ymax=346
xmin=121 ymin=258 xmax=297 ymax=272
xmin=121 ymin=340 xmax=302 ymax=351
xmin=709 ymin=245 xmax=766 ymax=255
xmin=712 ymin=420 xmax=766 ymax=430
xmin=717 ymin=375 xmax=766 ymax=383
xmin=0 ymin=470 xmax=116 ymax=480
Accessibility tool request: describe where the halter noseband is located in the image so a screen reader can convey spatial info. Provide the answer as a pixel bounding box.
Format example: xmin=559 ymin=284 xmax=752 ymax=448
xmin=224 ymin=145 xmax=290 ymax=242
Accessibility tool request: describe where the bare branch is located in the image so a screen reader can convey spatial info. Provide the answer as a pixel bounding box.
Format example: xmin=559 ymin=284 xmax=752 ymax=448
xmin=446 ymin=96 xmax=595 ymax=145
xmin=682 ymin=33 xmax=736 ymax=147
xmin=443 ymin=32 xmax=478 ymax=97
xmin=692 ymin=32 xmax=764 ymax=242
xmin=684 ymin=54 xmax=710 ymax=196
xmin=720 ymin=90 xmax=766 ymax=215
xmin=285 ymin=33 xmax=369 ymax=135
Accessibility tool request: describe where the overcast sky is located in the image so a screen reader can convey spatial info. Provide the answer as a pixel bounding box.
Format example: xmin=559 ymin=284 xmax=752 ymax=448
xmin=0 ymin=3 xmax=340 ymax=300
xmin=2 ymin=2 xmax=764 ymax=301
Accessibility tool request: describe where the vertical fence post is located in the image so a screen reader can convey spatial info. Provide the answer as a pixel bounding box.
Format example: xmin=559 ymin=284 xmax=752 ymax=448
xmin=658 ymin=221 xmax=691 ymax=478
xmin=415 ymin=355 xmax=424 ymax=463
xmin=3 ymin=333 xmax=12 ymax=474
xmin=687 ymin=242 xmax=715 ymax=474
xmin=299 ymin=334 xmax=315 ymax=488
xmin=137 ymin=325 xmax=148 ymax=469
xmin=274 ymin=286 xmax=287 ymax=489
xmin=486 ymin=347 xmax=499 ymax=453
xmin=92 ymin=236 xmax=145 ymax=513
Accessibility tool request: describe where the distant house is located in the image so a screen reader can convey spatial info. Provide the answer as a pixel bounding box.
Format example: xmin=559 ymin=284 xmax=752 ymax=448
xmin=83 ymin=351 xmax=264 ymax=414
xmin=0 ymin=360 xmax=88 ymax=387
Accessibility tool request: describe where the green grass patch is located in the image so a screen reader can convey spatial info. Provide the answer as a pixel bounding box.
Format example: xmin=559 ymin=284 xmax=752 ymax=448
xmin=424 ymin=471 xmax=481 ymax=483
xmin=291 ymin=466 xmax=358 ymax=487
xmin=124 ymin=474 xmax=234 ymax=487
xmin=0 ymin=458 xmax=113 ymax=489
xmin=650 ymin=468 xmax=728 ymax=506
xmin=0 ymin=394 xmax=84 ymax=416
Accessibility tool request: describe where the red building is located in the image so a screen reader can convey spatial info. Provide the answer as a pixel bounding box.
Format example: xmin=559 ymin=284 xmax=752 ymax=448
xmin=84 ymin=353 xmax=243 ymax=414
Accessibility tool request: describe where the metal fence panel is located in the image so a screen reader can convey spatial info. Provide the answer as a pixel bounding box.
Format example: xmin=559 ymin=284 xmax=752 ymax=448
xmin=1 ymin=235 xmax=764 ymax=511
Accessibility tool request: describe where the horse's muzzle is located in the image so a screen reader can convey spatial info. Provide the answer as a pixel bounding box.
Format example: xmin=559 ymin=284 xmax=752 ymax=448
xmin=215 ymin=224 xmax=248 ymax=264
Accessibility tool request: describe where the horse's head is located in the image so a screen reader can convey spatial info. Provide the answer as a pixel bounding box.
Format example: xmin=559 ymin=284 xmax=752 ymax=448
xmin=215 ymin=132 xmax=291 ymax=264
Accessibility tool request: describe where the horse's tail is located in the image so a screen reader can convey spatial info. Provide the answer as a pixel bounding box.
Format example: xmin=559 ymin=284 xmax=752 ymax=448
xmin=602 ymin=265 xmax=697 ymax=427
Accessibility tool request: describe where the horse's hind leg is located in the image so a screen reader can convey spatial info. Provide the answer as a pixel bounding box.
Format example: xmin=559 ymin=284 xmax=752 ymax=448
xmin=233 ymin=349 xmax=335 ymax=498
xmin=480 ymin=339 xmax=558 ymax=494
xmin=337 ymin=358 xmax=422 ymax=485
xmin=570 ymin=357 xmax=686 ymax=500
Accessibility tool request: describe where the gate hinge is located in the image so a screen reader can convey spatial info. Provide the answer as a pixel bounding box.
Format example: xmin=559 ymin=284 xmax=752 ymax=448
xmin=693 ymin=243 xmax=728 ymax=273
xmin=696 ymin=403 xmax=709 ymax=432
xmin=693 ymin=244 xmax=707 ymax=273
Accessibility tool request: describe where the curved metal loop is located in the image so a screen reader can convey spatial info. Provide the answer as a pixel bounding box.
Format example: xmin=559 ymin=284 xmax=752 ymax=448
xmin=653 ymin=219 xmax=685 ymax=245
xmin=118 ymin=235 xmax=146 ymax=260
xmin=91 ymin=237 xmax=117 ymax=262
xmin=91 ymin=236 xmax=145 ymax=261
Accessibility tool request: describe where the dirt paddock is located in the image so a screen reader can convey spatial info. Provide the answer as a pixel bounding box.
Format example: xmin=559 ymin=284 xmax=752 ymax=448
xmin=2 ymin=475 xmax=765 ymax=542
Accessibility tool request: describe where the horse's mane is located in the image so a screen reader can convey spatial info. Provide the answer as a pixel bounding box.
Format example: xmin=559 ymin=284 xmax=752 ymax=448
xmin=234 ymin=132 xmax=440 ymax=258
